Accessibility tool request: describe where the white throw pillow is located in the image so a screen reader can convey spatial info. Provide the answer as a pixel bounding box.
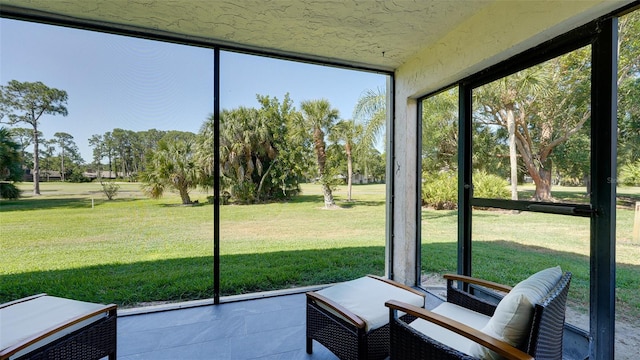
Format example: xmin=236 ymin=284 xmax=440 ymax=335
xmin=468 ymin=266 xmax=563 ymax=359
xmin=510 ymin=266 xmax=563 ymax=305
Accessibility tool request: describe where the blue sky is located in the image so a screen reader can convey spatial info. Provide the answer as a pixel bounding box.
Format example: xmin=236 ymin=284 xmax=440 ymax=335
xmin=0 ymin=18 xmax=387 ymax=163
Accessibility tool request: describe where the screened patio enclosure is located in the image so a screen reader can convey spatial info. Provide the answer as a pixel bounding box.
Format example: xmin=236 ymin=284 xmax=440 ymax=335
xmin=1 ymin=1 xmax=638 ymax=359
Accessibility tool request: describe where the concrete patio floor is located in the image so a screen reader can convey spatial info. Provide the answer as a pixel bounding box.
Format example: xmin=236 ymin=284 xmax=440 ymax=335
xmin=117 ymin=288 xmax=444 ymax=360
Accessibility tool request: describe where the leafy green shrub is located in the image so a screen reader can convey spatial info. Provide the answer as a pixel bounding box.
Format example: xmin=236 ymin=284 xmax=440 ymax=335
xmin=231 ymin=181 xmax=255 ymax=204
xmin=207 ymin=191 xmax=231 ymax=205
xmin=422 ymin=170 xmax=510 ymax=209
xmin=422 ymin=170 xmax=457 ymax=210
xmin=0 ymin=182 xmax=21 ymax=199
xmin=68 ymin=168 xmax=92 ymax=183
xmin=619 ymin=161 xmax=640 ymax=186
xmin=473 ymin=170 xmax=510 ymax=199
xmin=100 ymin=181 xmax=120 ymax=200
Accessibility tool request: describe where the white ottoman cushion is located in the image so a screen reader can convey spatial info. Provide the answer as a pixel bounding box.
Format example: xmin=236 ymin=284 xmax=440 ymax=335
xmin=316 ymin=276 xmax=425 ymax=331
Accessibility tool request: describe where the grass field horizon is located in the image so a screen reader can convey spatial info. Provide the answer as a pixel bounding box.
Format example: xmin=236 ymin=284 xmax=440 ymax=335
xmin=1 ymin=181 xmax=639 ymax=324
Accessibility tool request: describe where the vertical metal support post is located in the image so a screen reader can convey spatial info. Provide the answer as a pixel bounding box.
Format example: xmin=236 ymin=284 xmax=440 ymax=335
xmin=590 ymin=18 xmax=617 ymax=360
xmin=385 ymin=75 xmax=395 ymax=280
xmin=213 ymin=47 xmax=221 ymax=305
xmin=415 ymin=98 xmax=423 ymax=286
xmin=458 ymin=85 xmax=473 ymax=278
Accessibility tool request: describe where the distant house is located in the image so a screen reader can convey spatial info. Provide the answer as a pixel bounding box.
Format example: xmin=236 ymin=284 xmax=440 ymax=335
xmin=23 ymin=168 xmax=62 ymax=182
xmin=22 ymin=168 xmax=121 ymax=181
xmin=83 ymin=170 xmax=122 ymax=180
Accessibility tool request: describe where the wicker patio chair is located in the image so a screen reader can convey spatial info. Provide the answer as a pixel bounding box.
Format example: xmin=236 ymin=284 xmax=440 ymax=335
xmin=386 ymin=268 xmax=572 ymax=360
xmin=306 ymin=275 xmax=425 ymax=360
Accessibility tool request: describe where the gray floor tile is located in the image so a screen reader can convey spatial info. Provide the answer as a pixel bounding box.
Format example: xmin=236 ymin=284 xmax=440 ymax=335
xmin=118 ymin=291 xmax=435 ymax=359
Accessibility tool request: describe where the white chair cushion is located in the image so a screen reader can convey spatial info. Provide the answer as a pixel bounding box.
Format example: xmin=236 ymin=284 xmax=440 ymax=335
xmin=316 ymin=276 xmax=425 ymax=331
xmin=510 ymin=266 xmax=562 ymax=305
xmin=469 ymin=266 xmax=563 ymax=359
xmin=409 ymin=302 xmax=491 ymax=356
xmin=1 ymin=295 xmax=109 ymax=359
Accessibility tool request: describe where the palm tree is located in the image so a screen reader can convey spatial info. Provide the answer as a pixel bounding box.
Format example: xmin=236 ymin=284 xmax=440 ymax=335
xmin=330 ymin=119 xmax=363 ymax=201
xmin=300 ymin=99 xmax=339 ymax=208
xmin=353 ymin=87 xmax=386 ymax=180
xmin=353 ymin=87 xmax=386 ymax=153
xmin=218 ymin=107 xmax=268 ymax=202
xmin=140 ymin=136 xmax=199 ymax=205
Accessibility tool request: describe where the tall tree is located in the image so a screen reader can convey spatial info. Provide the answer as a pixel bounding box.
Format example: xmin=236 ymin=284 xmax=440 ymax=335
xmin=254 ymin=94 xmax=308 ymax=201
xmin=111 ymin=128 xmax=136 ymax=179
xmin=330 ymin=119 xmax=363 ymax=201
xmin=102 ymin=131 xmax=116 ymax=178
xmin=216 ymin=107 xmax=265 ymax=203
xmin=0 ymin=80 xmax=68 ymax=194
xmin=0 ymin=127 xmax=22 ymax=199
xmin=474 ymin=69 xmax=548 ymax=200
xmin=88 ymin=134 xmax=105 ymax=170
xmin=474 ymin=48 xmax=590 ymax=201
xmin=39 ymin=138 xmax=56 ymax=182
xmin=53 ymin=132 xmax=76 ymax=181
xmin=300 ymin=99 xmax=339 ymax=208
xmin=140 ymin=135 xmax=199 ymax=205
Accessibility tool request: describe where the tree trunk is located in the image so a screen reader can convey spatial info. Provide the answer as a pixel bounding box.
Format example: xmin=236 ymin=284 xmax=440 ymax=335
xmin=584 ymin=174 xmax=591 ymax=196
xmin=32 ymin=125 xmax=41 ymax=195
xmin=178 ymin=186 xmax=192 ymax=204
xmin=256 ymin=160 xmax=276 ymax=202
xmin=108 ymin=155 xmax=112 ymax=179
xmin=60 ymin=147 xmax=65 ymax=182
xmin=533 ymin=159 xmax=553 ymax=201
xmin=322 ymin=183 xmax=335 ymax=208
xmin=313 ymin=127 xmax=335 ymax=208
xmin=507 ymin=108 xmax=518 ymax=201
xmin=346 ymin=143 xmax=353 ymax=201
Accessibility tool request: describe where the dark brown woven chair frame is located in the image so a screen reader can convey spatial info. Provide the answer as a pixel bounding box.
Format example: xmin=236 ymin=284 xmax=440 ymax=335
xmin=0 ymin=294 xmax=117 ymax=360
xmin=386 ymin=272 xmax=572 ymax=360
xmin=306 ymin=275 xmax=423 ymax=360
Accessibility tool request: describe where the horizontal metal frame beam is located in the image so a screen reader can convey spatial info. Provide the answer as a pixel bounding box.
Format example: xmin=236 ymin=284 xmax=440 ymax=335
xmin=471 ymin=198 xmax=594 ymax=217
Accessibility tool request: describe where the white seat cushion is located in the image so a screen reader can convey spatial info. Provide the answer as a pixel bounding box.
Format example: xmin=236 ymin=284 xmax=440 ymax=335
xmin=409 ymin=302 xmax=491 ymax=356
xmin=316 ymin=276 xmax=425 ymax=331
xmin=1 ymin=295 xmax=109 ymax=359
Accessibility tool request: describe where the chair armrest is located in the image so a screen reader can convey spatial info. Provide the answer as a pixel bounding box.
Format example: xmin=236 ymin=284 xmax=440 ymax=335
xmin=367 ymin=275 xmax=426 ymax=298
xmin=385 ymin=300 xmax=533 ymax=360
xmin=444 ymin=274 xmax=513 ymax=293
xmin=306 ymin=291 xmax=366 ymax=329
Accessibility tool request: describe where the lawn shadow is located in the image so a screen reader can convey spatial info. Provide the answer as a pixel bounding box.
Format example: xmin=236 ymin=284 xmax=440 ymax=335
xmin=0 ymin=197 xmax=143 ymax=212
xmin=0 ymin=246 xmax=385 ymax=308
xmin=285 ymin=194 xmax=325 ymax=204
xmin=421 ymin=209 xmax=457 ymax=220
xmin=338 ymin=199 xmax=386 ymax=208
xmin=3 ymin=241 xmax=637 ymax=323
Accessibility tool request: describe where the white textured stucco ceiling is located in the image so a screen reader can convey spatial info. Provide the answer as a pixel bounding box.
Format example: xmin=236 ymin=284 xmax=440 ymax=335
xmin=0 ymin=0 xmax=494 ymax=71
xmin=0 ymin=1 xmax=635 ymax=73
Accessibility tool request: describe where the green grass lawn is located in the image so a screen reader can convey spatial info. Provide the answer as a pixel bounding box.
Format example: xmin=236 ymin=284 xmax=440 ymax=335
xmin=1 ymin=181 xmax=639 ymax=323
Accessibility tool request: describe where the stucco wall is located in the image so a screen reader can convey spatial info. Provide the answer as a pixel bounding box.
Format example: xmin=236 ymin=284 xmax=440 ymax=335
xmin=390 ymin=0 xmax=633 ymax=285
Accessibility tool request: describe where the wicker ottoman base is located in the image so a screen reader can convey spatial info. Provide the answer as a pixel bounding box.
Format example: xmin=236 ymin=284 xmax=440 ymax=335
xmin=306 ymin=299 xmax=392 ymax=360
xmin=305 ymin=276 xmax=424 ymax=360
